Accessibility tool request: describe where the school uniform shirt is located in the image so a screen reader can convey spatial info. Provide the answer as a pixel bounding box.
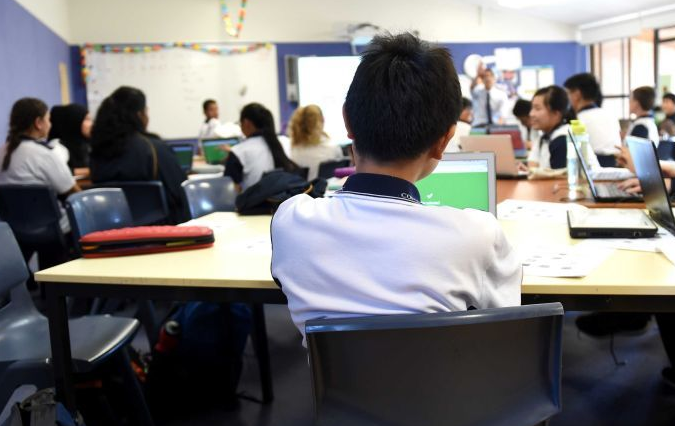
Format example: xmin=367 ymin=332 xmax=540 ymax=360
xmin=576 ymin=105 xmax=622 ymax=156
xmin=471 ymin=85 xmax=508 ymax=126
xmin=627 ymin=115 xmax=659 ymax=145
xmin=224 ymin=135 xmax=275 ymax=191
xmin=445 ymin=121 xmax=472 ymax=153
xmin=271 ymin=173 xmax=522 ymax=345
xmin=527 ymin=123 xmax=568 ymax=169
xmin=290 ymin=136 xmax=343 ymax=180
xmin=198 ymin=117 xmax=221 ymax=140
xmin=0 ymin=139 xmax=75 ymax=232
xmin=47 ymin=139 xmax=71 ymax=166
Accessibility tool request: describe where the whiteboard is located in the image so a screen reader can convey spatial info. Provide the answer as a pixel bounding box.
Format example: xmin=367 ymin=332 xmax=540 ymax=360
xmin=85 ymin=45 xmax=280 ymax=138
xmin=297 ymin=56 xmax=361 ymax=145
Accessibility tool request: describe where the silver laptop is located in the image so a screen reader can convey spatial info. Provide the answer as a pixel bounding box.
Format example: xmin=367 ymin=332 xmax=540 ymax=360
xmin=415 ymin=152 xmax=497 ymax=216
xmin=460 ymin=135 xmax=527 ymax=179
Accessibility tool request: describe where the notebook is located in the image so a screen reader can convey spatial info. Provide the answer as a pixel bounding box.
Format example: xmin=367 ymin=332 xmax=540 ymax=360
xmin=415 ymin=152 xmax=496 ymax=216
xmin=460 ymin=135 xmax=527 ymax=179
xmin=202 ymin=137 xmax=239 ymax=165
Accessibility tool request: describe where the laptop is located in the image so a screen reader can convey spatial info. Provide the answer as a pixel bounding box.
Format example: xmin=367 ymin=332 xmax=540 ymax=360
xmin=626 ymin=136 xmax=675 ymax=235
xmin=488 ymin=125 xmax=527 ymax=158
xmin=567 ymin=208 xmax=657 ymax=238
xmin=202 ymin=137 xmax=239 ymax=165
xmin=170 ymin=144 xmax=194 ymax=173
xmin=415 ymin=152 xmax=496 ymax=216
xmin=569 ymin=129 xmax=641 ymax=203
xmin=460 ymin=135 xmax=527 ymax=179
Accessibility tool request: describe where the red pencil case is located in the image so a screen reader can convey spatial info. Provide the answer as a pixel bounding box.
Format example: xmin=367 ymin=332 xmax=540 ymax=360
xmin=79 ymin=226 xmax=215 ymax=258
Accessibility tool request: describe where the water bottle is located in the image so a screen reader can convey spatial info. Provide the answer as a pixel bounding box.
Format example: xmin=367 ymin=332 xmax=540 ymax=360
xmin=566 ymin=129 xmax=580 ymax=192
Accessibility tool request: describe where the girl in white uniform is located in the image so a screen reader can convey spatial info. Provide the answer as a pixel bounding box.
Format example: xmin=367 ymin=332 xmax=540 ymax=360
xmin=527 ymin=86 xmax=570 ymax=170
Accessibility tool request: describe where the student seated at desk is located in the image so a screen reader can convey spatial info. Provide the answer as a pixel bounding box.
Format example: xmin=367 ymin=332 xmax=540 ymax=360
xmin=198 ymin=99 xmax=221 ymax=140
xmin=288 ymin=104 xmax=343 ymax=180
xmin=627 ymin=86 xmax=659 ymax=145
xmin=223 ymin=103 xmax=299 ymax=192
xmin=271 ymin=33 xmax=522 ymax=346
xmin=526 ymin=86 xmax=569 ymax=170
xmin=659 ymin=93 xmax=675 ymax=138
xmin=0 ymin=98 xmax=80 ymax=266
xmin=445 ymin=97 xmax=472 ymax=153
xmin=48 ymin=104 xmax=93 ymax=170
xmin=90 ymin=86 xmax=190 ymax=224
xmin=513 ymin=99 xmax=534 ymax=150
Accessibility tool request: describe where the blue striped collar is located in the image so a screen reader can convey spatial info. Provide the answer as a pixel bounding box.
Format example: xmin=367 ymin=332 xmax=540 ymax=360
xmin=339 ymin=173 xmax=421 ymax=203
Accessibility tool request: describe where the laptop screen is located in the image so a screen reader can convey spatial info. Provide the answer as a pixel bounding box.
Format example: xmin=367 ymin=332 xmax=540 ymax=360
xmin=625 ymin=136 xmax=675 ymax=234
xmin=170 ymin=145 xmax=193 ymax=173
xmin=415 ymin=152 xmax=496 ymax=215
xmin=202 ymin=138 xmax=239 ymax=165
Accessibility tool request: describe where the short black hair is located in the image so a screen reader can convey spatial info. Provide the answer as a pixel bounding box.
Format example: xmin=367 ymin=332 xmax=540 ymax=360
xmin=533 ymin=85 xmax=569 ymax=118
xmin=512 ymin=99 xmax=531 ymax=117
xmin=202 ymin=99 xmax=216 ymax=112
xmin=563 ymin=73 xmax=603 ymax=106
xmin=344 ymin=33 xmax=461 ymax=162
xmin=663 ymin=93 xmax=675 ymax=104
xmin=632 ymin=86 xmax=655 ymax=111
xmin=461 ymin=97 xmax=472 ymax=110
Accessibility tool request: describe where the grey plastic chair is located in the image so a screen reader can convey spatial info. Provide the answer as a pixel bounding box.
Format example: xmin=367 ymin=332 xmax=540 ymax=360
xmin=0 ymin=222 xmax=154 ymax=426
xmin=94 ymin=181 xmax=169 ymax=226
xmin=181 ymin=176 xmax=237 ymax=218
xmin=306 ymin=303 xmax=564 ymax=426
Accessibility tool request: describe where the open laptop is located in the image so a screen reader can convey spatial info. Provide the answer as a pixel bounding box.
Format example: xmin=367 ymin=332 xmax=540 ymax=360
xmin=569 ymin=129 xmax=641 ymax=203
xmin=202 ymin=137 xmax=239 ymax=165
xmin=488 ymin=125 xmax=527 ymax=158
xmin=170 ymin=144 xmax=194 ymax=173
xmin=626 ymin=136 xmax=675 ymax=235
xmin=460 ymin=135 xmax=527 ymax=179
xmin=415 ymin=152 xmax=496 ymax=216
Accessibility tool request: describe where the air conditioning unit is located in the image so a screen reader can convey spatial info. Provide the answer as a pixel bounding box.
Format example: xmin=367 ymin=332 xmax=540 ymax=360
xmin=285 ymin=55 xmax=299 ymax=103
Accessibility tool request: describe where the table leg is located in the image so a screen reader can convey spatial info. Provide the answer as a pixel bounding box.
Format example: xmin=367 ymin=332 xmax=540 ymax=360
xmin=46 ymin=285 xmax=77 ymax=414
xmin=251 ymin=303 xmax=274 ymax=403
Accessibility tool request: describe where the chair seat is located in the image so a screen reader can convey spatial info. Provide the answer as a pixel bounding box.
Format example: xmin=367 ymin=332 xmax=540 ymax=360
xmin=0 ymin=314 xmax=139 ymax=369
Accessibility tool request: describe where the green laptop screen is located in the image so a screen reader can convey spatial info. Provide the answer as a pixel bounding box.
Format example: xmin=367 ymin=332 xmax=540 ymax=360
xmin=415 ymin=159 xmax=490 ymax=212
xmin=202 ymin=138 xmax=238 ymax=165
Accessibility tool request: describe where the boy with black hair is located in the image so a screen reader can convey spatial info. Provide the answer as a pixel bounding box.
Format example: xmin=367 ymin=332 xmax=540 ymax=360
xmin=512 ymin=99 xmax=534 ymax=147
xmin=662 ymin=93 xmax=675 ymax=124
xmin=627 ymin=86 xmax=659 ymax=144
xmin=198 ymin=99 xmax=221 ymax=139
xmin=446 ymin=97 xmax=473 ymax=152
xmin=271 ymin=33 xmax=521 ymax=344
xmin=564 ymin=73 xmax=621 ymax=167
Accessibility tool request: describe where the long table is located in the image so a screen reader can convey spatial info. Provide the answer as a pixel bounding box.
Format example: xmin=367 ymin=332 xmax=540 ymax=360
xmin=36 ymin=179 xmax=675 ymax=414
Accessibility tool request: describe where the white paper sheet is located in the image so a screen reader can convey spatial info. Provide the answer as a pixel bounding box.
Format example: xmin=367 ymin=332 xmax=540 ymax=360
xmin=519 ymin=244 xmax=614 ymax=278
xmin=498 ymin=199 xmax=587 ymax=224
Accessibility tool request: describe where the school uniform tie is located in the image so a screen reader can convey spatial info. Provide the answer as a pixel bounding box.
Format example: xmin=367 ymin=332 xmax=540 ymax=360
xmin=486 ymin=90 xmax=493 ymax=125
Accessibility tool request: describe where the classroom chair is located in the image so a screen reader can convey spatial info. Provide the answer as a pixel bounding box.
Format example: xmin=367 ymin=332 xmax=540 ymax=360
xmin=317 ymin=159 xmax=351 ymax=180
xmin=306 ymin=303 xmax=564 ymax=426
xmin=657 ymin=139 xmax=675 ymax=161
xmin=93 ymin=181 xmax=169 ymax=226
xmin=0 ymin=222 xmax=155 ymax=426
xmin=181 ymin=176 xmax=237 ymax=218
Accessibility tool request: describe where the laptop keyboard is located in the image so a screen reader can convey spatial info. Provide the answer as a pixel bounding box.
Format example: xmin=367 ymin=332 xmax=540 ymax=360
xmin=596 ymin=184 xmax=638 ymax=199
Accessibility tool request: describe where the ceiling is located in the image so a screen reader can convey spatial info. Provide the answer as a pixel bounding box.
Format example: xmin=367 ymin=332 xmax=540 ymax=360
xmin=462 ymin=0 xmax=675 ymax=26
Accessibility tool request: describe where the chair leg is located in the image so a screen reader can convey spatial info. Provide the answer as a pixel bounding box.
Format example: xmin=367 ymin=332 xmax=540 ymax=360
xmin=112 ymin=349 xmax=155 ymax=426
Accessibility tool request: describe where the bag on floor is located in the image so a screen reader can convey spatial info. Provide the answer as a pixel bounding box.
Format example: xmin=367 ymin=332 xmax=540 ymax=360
xmin=145 ymin=302 xmax=252 ymax=421
xmin=3 ymin=388 xmax=85 ymax=426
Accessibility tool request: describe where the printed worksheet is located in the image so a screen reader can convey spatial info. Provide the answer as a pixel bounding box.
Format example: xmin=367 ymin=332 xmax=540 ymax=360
xmin=498 ymin=199 xmax=587 ymax=224
xmin=519 ymin=244 xmax=614 ymax=278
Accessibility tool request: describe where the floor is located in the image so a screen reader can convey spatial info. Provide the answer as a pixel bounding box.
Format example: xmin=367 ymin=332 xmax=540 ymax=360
xmin=156 ymin=305 xmax=675 ymax=426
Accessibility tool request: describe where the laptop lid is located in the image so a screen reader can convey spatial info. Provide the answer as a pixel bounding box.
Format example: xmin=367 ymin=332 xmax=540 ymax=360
xmin=625 ymin=136 xmax=675 ymax=234
xmin=415 ymin=152 xmax=496 ymax=216
xmin=488 ymin=125 xmax=525 ymax=151
xmin=460 ymin=135 xmax=518 ymax=176
xmin=202 ymin=137 xmax=239 ymax=165
xmin=170 ymin=144 xmax=194 ymax=173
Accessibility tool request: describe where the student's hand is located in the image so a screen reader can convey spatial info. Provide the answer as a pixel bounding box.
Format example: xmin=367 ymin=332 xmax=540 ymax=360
xmin=219 ymin=144 xmax=233 ymax=153
xmin=615 ymin=145 xmax=635 ymax=172
xmin=660 ymin=161 xmax=675 ymax=178
xmin=617 ymin=177 xmax=641 ymax=194
xmin=517 ymin=162 xmax=529 ymax=172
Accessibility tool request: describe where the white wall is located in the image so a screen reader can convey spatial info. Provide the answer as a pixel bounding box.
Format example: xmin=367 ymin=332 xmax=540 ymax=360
xmin=14 ymin=0 xmax=71 ymax=41
xmin=67 ymin=0 xmax=577 ymax=44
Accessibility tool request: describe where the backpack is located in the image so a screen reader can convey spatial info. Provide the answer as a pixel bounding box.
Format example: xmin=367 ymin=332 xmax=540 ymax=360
xmin=235 ymin=170 xmax=327 ymax=215
xmin=3 ymin=388 xmax=85 ymax=426
xmin=144 ymin=302 xmax=252 ymax=422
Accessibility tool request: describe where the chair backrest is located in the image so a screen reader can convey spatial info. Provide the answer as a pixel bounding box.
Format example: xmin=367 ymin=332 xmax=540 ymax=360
xmin=65 ymin=188 xmax=134 ymax=245
xmin=657 ymin=139 xmax=675 ymax=161
xmin=181 ymin=176 xmax=237 ymax=219
xmin=93 ymin=181 xmax=169 ymax=226
xmin=306 ymin=303 xmax=564 ymax=426
xmin=0 ymin=222 xmax=30 ymax=298
xmin=0 ymin=185 xmax=65 ymax=246
xmin=317 ymin=159 xmax=351 ymax=180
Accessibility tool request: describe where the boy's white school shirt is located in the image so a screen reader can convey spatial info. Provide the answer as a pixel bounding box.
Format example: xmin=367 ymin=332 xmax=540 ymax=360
xmin=627 ymin=116 xmax=660 ymax=145
xmin=576 ymin=106 xmax=622 ymax=156
xmin=271 ymin=173 xmax=522 ymax=345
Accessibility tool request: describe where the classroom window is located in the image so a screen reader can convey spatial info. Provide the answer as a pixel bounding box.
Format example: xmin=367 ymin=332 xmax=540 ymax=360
xmin=657 ymin=26 xmax=675 ymax=96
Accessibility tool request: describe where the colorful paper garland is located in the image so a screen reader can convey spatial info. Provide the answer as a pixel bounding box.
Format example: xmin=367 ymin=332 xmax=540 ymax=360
xmin=220 ymin=0 xmax=248 ymax=38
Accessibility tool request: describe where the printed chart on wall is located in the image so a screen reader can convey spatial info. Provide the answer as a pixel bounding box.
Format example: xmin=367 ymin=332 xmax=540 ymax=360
xmin=85 ymin=45 xmax=280 ymax=138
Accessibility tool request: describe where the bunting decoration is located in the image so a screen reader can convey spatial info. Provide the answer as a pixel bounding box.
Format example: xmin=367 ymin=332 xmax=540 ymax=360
xmin=79 ymin=41 xmax=272 ymax=83
xmin=220 ymin=0 xmax=249 ymax=38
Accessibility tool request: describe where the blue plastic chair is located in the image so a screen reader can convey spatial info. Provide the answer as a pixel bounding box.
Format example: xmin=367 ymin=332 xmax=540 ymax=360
xmin=181 ymin=176 xmax=237 ymax=218
xmin=65 ymin=188 xmax=133 ymax=245
xmin=0 ymin=222 xmax=154 ymax=425
xmin=306 ymin=303 xmax=564 ymax=426
xmin=93 ymin=181 xmax=169 ymax=226
xmin=657 ymin=140 xmax=675 ymax=161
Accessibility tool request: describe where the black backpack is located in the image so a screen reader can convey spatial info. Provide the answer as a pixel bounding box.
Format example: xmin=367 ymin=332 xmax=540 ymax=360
xmin=235 ymin=171 xmax=327 ymax=215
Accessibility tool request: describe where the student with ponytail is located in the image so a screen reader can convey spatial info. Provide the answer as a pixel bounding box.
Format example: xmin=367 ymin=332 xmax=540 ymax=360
xmin=224 ymin=103 xmax=299 ymax=191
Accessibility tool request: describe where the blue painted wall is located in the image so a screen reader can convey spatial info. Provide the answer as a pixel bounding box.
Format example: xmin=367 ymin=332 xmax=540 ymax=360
xmin=0 ymin=0 xmax=73 ymax=146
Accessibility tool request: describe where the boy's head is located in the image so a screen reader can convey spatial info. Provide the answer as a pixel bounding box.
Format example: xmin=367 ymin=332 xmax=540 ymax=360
xmin=482 ymin=68 xmax=496 ymax=90
xmin=344 ymin=33 xmax=461 ymax=177
xmin=459 ymin=97 xmax=473 ymax=123
xmin=663 ymin=93 xmax=675 ymax=116
xmin=563 ymin=73 xmax=602 ymax=112
xmin=512 ymin=99 xmax=532 ymax=127
xmin=630 ymin=86 xmax=655 ymax=115
xmin=202 ymin=99 xmax=219 ymax=120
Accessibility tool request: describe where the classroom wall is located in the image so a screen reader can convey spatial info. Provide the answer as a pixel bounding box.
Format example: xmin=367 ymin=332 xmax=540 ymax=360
xmin=66 ymin=0 xmax=577 ymax=44
xmin=13 ymin=0 xmax=71 ymax=41
xmin=0 ymin=0 xmax=73 ymax=146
